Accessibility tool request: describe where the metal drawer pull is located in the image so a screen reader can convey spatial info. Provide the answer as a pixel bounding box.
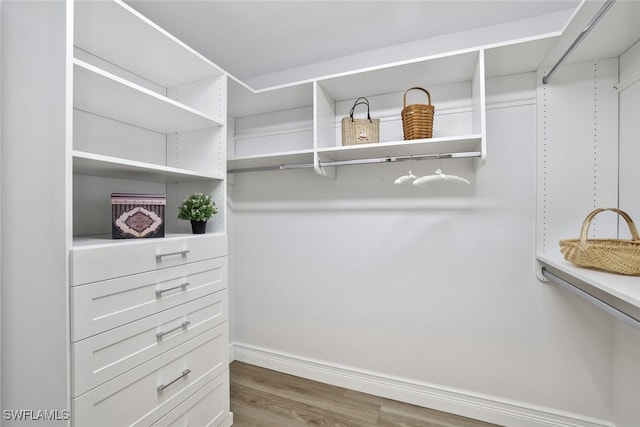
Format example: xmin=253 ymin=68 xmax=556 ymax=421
xmin=156 ymin=282 xmax=189 ymax=297
xmin=157 ymin=369 xmax=191 ymax=392
xmin=156 ymin=321 xmax=191 ymax=340
xmin=156 ymin=250 xmax=190 ymax=260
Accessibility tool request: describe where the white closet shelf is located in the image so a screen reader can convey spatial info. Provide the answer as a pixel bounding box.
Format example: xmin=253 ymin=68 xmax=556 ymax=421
xmin=72 ymin=232 xmax=226 ymax=249
xmin=317 ymin=135 xmax=482 ymax=162
xmin=537 ymin=253 xmax=640 ymax=327
xmin=74 ymin=0 xmax=224 ymax=88
xmin=227 ymin=135 xmax=482 ymax=173
xmin=73 ymin=151 xmax=224 ymax=182
xmin=228 ymin=78 xmax=313 ymax=118
xmin=73 ymin=59 xmax=223 ymax=133
xmin=228 ymin=149 xmax=314 ymax=172
xmin=317 ymin=50 xmax=480 ymax=101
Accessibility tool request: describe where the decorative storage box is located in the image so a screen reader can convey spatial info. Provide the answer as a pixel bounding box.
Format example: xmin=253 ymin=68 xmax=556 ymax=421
xmin=111 ymin=193 xmax=166 ymax=239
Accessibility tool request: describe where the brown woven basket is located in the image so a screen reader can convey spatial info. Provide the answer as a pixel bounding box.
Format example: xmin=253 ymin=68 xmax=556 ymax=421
xmin=401 ymin=87 xmax=434 ymax=140
xmin=559 ymin=208 xmax=640 ymax=275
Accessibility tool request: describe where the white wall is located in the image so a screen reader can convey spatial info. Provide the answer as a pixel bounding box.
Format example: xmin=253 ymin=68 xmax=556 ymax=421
xmin=229 ymin=73 xmax=615 ymax=425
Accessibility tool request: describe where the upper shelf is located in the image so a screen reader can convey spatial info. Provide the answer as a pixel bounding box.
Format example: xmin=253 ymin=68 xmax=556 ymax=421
xmin=484 ymin=35 xmax=560 ymax=79
xmin=317 ymin=50 xmax=480 ymax=102
xmin=541 ymin=0 xmax=640 ymax=75
xmin=73 ymin=59 xmax=223 ymax=133
xmin=228 ymin=78 xmax=313 ymax=118
xmin=74 ymin=0 xmax=224 ymax=88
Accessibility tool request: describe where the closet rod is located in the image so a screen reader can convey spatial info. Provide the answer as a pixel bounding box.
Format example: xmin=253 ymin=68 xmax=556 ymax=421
xmin=541 ymin=267 xmax=640 ymax=330
xmin=228 ymin=151 xmax=482 ymax=173
xmin=542 ymin=0 xmax=615 ymax=85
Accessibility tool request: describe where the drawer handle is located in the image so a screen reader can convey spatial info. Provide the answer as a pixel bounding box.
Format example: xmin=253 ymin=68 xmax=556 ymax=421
xmin=156 ymin=321 xmax=191 ymax=340
xmin=156 ymin=282 xmax=189 ymax=297
xmin=156 ymin=250 xmax=190 ymax=260
xmin=157 ymin=369 xmax=191 ymax=392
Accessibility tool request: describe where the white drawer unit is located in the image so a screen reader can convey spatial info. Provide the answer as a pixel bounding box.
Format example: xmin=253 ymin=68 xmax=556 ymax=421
xmin=72 ymin=323 xmax=229 ymax=427
xmin=72 ymin=290 xmax=228 ymax=397
xmin=70 ymin=257 xmax=227 ymax=341
xmin=151 ymin=371 xmax=232 ymax=427
xmin=71 ymin=233 xmax=228 ymax=285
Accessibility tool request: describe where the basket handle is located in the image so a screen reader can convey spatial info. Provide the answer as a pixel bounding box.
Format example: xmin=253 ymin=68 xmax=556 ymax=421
xmin=579 ymin=208 xmax=640 ymax=242
xmin=403 ymin=87 xmax=432 ymax=108
xmin=349 ymin=97 xmax=372 ymax=122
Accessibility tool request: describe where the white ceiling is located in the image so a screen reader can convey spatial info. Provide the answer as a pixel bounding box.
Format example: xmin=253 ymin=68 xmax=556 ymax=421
xmin=125 ymin=0 xmax=581 ymax=82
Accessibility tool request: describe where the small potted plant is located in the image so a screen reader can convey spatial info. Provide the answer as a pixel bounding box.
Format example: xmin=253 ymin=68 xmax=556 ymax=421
xmin=177 ymin=193 xmax=217 ymax=234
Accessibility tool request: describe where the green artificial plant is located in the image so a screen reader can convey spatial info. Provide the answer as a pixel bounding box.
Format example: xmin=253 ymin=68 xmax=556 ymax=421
xmin=177 ymin=193 xmax=217 ymax=222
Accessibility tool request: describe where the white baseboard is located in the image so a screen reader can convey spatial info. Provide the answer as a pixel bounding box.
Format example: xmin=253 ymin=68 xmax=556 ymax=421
xmin=230 ymin=342 xmax=614 ymax=427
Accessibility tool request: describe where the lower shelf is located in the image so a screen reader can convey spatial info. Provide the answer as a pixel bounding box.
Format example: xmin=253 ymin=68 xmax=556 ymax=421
xmin=537 ymin=253 xmax=640 ymax=329
xmin=72 ymin=232 xmax=225 ymax=248
xmin=227 ymin=135 xmax=483 ymax=173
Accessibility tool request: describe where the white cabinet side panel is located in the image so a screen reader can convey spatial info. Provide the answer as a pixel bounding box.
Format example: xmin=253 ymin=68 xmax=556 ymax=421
xmin=1 ymin=1 xmax=71 ymax=422
xmin=536 ymin=59 xmax=619 ymax=255
xmin=314 ymin=82 xmax=337 ymax=151
xmin=614 ymin=37 xmax=640 ymax=427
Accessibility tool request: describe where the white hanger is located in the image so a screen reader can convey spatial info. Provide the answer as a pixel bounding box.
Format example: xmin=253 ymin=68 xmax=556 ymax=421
xmin=412 ymin=168 xmax=470 ymax=186
xmin=394 ymin=156 xmax=417 ymax=185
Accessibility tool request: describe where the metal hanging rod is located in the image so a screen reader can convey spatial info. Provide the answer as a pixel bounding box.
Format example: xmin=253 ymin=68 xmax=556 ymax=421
xmin=542 ymin=0 xmax=616 ymax=85
xmin=541 ymin=267 xmax=640 ymax=330
xmin=228 ymin=151 xmax=482 ymax=174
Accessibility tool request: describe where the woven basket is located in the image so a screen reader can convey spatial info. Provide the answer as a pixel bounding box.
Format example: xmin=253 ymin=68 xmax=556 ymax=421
xmin=559 ymin=208 xmax=640 ymax=275
xmin=341 ymin=97 xmax=380 ymax=146
xmin=401 ymin=87 xmax=434 ymax=140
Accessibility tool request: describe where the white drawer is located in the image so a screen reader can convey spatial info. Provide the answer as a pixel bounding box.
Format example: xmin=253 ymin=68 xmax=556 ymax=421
xmin=72 ymin=324 xmax=228 ymax=427
xmin=151 ymin=371 xmax=231 ymax=427
xmin=71 ymin=233 xmax=227 ymax=285
xmin=71 ymin=257 xmax=227 ymax=341
xmin=72 ymin=290 xmax=228 ymax=397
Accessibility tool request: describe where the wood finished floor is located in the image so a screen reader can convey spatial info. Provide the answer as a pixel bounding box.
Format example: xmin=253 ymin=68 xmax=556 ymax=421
xmin=230 ymin=361 xmax=502 ymax=427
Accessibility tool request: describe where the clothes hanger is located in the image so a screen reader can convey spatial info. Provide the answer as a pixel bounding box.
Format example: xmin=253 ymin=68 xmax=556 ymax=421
xmin=412 ymin=168 xmax=471 ymax=186
xmin=412 ymin=158 xmax=470 ymax=186
xmin=393 ymin=156 xmax=417 ymax=185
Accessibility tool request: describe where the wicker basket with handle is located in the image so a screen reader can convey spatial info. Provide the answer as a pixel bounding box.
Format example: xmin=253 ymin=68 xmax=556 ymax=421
xmin=401 ymin=87 xmax=434 ymax=140
xmin=559 ymin=207 xmax=640 ymax=275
